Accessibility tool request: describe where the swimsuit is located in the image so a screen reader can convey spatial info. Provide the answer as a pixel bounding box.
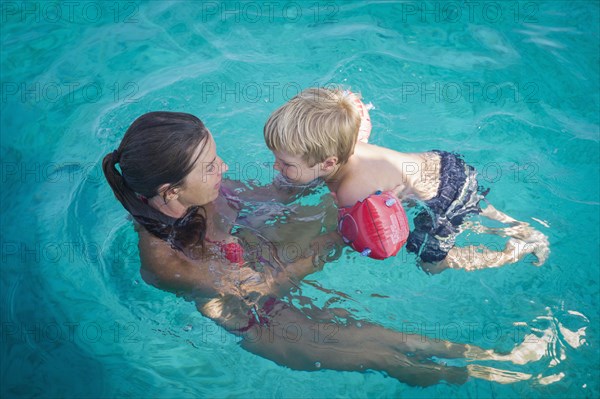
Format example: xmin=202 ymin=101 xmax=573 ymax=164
xmin=235 ymin=296 xmax=284 ymax=333
xmin=218 ymin=241 xmax=245 ymax=264
xmin=406 ymin=151 xmax=486 ymax=263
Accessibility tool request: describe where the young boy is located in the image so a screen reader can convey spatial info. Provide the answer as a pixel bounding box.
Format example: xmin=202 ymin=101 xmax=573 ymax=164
xmin=264 ymin=87 xmax=549 ymax=272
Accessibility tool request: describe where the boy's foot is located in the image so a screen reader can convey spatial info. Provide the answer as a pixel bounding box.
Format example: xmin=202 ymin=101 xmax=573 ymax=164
xmin=479 ymin=204 xmax=550 ymax=266
xmin=505 ymin=226 xmax=550 ymax=266
xmin=480 ymin=204 xmax=520 ymax=224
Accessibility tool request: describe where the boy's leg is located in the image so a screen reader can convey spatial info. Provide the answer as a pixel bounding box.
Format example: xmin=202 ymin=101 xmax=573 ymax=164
xmin=432 ymin=238 xmax=539 ymax=272
xmin=419 ymin=204 xmax=549 ymax=273
xmin=475 ymin=203 xmax=549 ymax=266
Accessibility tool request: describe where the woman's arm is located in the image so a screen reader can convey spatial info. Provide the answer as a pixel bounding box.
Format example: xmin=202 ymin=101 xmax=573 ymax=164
xmin=137 ymin=226 xmax=342 ymax=299
xmin=137 ymin=227 xmax=221 ymax=296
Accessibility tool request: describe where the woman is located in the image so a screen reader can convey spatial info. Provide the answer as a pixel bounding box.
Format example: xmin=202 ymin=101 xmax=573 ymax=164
xmin=103 ymin=111 xmax=545 ymax=386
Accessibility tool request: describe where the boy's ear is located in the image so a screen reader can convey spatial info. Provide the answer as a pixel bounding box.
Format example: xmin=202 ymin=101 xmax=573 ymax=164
xmin=320 ymin=156 xmax=339 ymax=171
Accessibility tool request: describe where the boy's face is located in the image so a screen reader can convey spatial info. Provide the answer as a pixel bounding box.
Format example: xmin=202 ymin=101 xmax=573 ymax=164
xmin=272 ymin=151 xmax=324 ymax=184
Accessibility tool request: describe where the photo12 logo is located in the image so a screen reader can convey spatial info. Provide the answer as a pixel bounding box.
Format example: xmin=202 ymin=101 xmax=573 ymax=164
xmin=1 ymin=240 xmax=140 ymax=266
xmin=400 ymin=1 xmax=539 ymax=24
xmin=199 ymin=1 xmax=339 ymax=23
xmin=1 ymin=321 xmax=140 ymax=344
xmin=400 ymin=81 xmax=539 ymax=104
xmin=1 ymin=81 xmax=140 ymax=104
xmin=1 ymin=1 xmax=139 ymax=24
xmin=1 ymin=162 xmax=103 ymax=184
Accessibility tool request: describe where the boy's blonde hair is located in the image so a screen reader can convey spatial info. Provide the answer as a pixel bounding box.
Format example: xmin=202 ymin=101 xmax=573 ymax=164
xmin=264 ymin=87 xmax=361 ymax=166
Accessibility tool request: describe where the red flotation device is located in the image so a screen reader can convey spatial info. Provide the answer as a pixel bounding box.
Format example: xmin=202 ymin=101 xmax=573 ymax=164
xmin=338 ymin=191 xmax=410 ymax=260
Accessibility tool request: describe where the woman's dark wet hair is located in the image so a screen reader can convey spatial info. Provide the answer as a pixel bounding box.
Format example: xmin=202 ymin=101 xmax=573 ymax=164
xmin=103 ymin=111 xmax=209 ymax=253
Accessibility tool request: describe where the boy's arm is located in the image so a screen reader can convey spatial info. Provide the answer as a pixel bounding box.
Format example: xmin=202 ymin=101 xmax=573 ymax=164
xmin=334 ymin=181 xmax=370 ymax=208
xmin=335 ymin=181 xmax=408 ymax=208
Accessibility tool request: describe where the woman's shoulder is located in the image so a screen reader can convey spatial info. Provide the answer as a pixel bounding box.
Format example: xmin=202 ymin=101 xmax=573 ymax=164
xmin=136 ymin=226 xmax=213 ymax=293
xmin=137 ymin=227 xmax=180 ymax=272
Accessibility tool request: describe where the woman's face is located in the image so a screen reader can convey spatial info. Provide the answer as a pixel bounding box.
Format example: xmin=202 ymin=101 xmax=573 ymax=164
xmin=176 ymin=133 xmax=228 ymax=207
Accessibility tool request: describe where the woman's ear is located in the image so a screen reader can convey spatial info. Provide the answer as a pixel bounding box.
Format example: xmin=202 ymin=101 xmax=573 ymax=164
xmin=157 ymin=183 xmax=179 ymax=201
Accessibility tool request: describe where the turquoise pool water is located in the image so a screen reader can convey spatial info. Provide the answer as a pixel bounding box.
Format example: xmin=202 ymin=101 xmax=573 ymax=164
xmin=1 ymin=1 xmax=598 ymax=397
